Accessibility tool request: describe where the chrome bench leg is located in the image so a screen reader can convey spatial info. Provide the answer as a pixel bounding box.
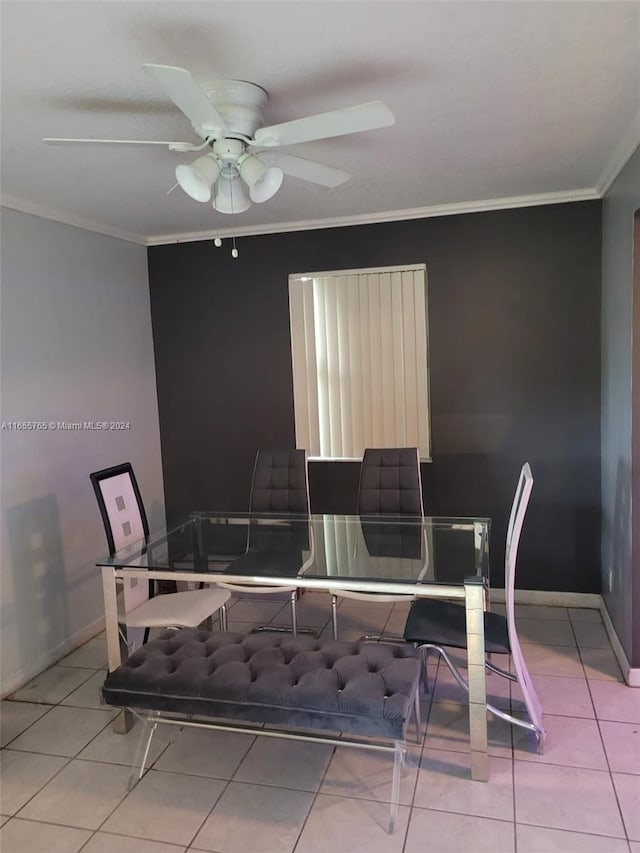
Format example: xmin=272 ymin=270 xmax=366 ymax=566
xmin=389 ymin=741 xmax=406 ymax=833
xmin=128 ymin=711 xmax=159 ymax=791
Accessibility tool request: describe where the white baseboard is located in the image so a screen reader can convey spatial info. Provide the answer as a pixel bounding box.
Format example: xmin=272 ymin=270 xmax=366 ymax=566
xmin=1 ymin=615 xmax=106 ymax=698
xmin=489 ymin=589 xmax=638 ymax=686
xmin=600 ymin=601 xmax=640 ymax=687
xmin=490 ymin=589 xmax=601 ymax=609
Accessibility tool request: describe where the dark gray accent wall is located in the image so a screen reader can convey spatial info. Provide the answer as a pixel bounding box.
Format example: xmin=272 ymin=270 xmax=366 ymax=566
xmin=148 ymin=201 xmax=602 ymax=593
xmin=601 ymin=143 xmax=640 ymax=668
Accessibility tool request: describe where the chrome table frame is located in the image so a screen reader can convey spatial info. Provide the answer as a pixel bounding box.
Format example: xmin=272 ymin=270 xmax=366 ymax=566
xmin=99 ymin=515 xmax=490 ymax=782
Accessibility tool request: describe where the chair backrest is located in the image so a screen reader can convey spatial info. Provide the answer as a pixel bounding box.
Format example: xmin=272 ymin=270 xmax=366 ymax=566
xmin=357 ymin=448 xmax=424 ymax=515
xmin=90 ymin=462 xmax=149 ymax=614
xmin=249 ymin=449 xmax=310 ymax=513
xmin=504 ymin=462 xmax=533 ymax=611
xmin=504 ymin=462 xmax=543 ymax=731
xmin=359 ymin=518 xmax=423 ymax=560
xmin=248 ymin=450 xmax=311 ymax=552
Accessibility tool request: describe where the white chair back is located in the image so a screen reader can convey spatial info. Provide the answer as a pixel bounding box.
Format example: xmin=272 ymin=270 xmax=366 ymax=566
xmin=97 ymin=472 xmax=146 ymax=551
xmin=504 ymin=463 xmax=544 ymax=733
xmin=91 ymin=464 xmax=150 ymax=615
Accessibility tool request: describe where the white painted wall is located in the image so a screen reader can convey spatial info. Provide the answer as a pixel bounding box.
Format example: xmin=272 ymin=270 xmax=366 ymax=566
xmin=0 ymin=209 xmax=164 ymax=695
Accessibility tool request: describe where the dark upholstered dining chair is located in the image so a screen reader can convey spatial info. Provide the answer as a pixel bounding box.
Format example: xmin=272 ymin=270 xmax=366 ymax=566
xmin=330 ymin=447 xmax=425 ymax=640
xmin=90 ymin=462 xmax=230 ymax=651
xmin=403 ymin=462 xmax=546 ymax=751
xmin=216 ymin=449 xmax=313 ymax=637
xmin=249 ymin=448 xmax=310 ymax=513
xmin=356 ymin=447 xmax=424 ymax=515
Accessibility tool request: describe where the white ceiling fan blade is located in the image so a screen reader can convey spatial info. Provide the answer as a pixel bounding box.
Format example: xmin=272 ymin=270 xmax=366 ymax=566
xmin=259 ymin=152 xmax=350 ymax=187
xmin=43 ymin=137 xmax=200 ymax=151
xmin=252 ymin=101 xmax=395 ymax=148
xmin=143 ymin=64 xmax=227 ymax=138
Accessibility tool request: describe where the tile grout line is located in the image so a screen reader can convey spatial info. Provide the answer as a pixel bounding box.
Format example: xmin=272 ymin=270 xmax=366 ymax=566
xmin=290 ymin=743 xmax=338 ymax=853
xmin=401 ymin=657 xmax=438 ymax=853
xmin=576 ymin=614 xmax=635 ymax=841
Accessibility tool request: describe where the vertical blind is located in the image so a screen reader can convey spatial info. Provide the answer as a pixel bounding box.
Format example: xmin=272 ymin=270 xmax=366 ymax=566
xmin=311 ymin=515 xmax=433 ymax=580
xmin=289 ymin=265 xmax=430 ymax=459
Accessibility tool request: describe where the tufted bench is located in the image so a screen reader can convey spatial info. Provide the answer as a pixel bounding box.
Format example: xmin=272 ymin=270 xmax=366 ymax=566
xmin=102 ymin=628 xmax=422 ymax=832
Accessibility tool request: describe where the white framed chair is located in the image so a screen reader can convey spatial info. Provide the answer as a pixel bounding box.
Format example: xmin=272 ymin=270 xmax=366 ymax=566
xmin=403 ymin=462 xmax=546 ymax=751
xmin=91 ymin=462 xmax=230 ymax=651
xmin=216 ymin=449 xmax=314 ymax=637
xmin=330 ymin=447 xmax=425 ymax=640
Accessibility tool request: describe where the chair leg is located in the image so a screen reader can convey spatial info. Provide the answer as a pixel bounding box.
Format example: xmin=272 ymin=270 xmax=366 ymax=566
xmin=290 ymin=590 xmax=298 ymax=638
xmin=123 ymin=626 xmax=145 ymax=655
xmin=486 ymin=660 xmax=517 ymax=681
xmin=413 ymin=688 xmax=422 ymax=744
xmin=435 ymin=646 xmax=475 ymax=693
xmin=486 ymin=701 xmax=546 ymax=751
xmin=419 ymin=646 xmax=431 ymax=694
xmin=220 ymin=603 xmax=228 ymax=631
xmin=250 ymin=593 xmax=317 ymax=638
xmin=421 ymin=643 xmax=546 ymax=751
xmin=331 ymin=595 xmax=338 ymax=640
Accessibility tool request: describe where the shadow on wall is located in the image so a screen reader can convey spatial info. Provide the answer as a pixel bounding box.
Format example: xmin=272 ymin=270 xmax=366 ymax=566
xmin=146 ymin=498 xmax=166 ymax=534
xmin=3 ymin=495 xmax=68 ymax=675
xmin=608 ymin=457 xmax=631 ymax=606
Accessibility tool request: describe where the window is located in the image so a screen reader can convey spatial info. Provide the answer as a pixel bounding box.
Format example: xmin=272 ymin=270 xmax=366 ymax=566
xmin=288 ymin=264 xmax=430 ymax=460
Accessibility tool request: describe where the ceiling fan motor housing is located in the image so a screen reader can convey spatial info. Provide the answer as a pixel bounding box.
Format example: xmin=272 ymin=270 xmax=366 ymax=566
xmin=212 ymin=138 xmax=246 ymax=176
xmin=201 ymin=79 xmax=268 ymax=139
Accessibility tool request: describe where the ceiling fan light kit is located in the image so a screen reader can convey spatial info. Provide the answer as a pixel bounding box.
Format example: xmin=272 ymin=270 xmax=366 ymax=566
xmin=212 ymin=175 xmax=250 ymax=214
xmin=175 ymin=153 xmax=220 ymax=202
xmin=238 ymin=154 xmax=283 ymax=203
xmin=43 ymin=63 xmax=396 ymax=216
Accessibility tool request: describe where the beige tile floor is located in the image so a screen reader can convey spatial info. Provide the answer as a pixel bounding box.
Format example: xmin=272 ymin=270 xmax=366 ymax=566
xmin=1 ymin=595 xmax=639 ymax=852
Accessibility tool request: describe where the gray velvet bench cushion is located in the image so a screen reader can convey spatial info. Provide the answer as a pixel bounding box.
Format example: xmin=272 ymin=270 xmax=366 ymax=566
xmin=102 ymin=628 xmax=421 ymax=741
xmin=103 ymin=629 xmax=422 ymax=833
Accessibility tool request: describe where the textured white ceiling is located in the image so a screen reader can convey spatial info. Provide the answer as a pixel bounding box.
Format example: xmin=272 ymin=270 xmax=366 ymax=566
xmin=1 ymin=0 xmax=639 ymax=244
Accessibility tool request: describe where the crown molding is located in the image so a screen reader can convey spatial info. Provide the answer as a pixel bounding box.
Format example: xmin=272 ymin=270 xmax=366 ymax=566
xmin=596 ymin=109 xmax=640 ymax=196
xmin=145 ymin=188 xmax=600 ymax=246
xmin=0 ymin=195 xmax=147 ymax=245
xmin=2 ymin=187 xmax=600 ymax=248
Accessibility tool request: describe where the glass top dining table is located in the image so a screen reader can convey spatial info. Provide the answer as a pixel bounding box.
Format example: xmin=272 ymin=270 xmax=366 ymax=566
xmin=97 ymin=512 xmax=492 ymax=780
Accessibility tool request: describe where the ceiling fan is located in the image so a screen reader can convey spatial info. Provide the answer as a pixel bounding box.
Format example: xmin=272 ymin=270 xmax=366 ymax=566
xmin=43 ymin=64 xmax=396 ymax=214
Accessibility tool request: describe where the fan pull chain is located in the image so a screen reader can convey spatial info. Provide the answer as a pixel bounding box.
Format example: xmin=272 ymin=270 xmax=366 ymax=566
xmin=230 ymin=179 xmax=239 ymax=258
xmin=213 ymin=202 xmax=222 ymax=247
